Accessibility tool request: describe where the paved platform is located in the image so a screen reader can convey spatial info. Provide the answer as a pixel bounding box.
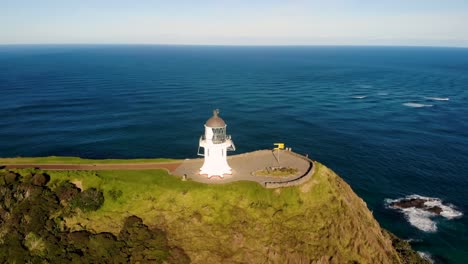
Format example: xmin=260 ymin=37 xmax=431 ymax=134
xmin=173 ymin=149 xmax=311 ymax=185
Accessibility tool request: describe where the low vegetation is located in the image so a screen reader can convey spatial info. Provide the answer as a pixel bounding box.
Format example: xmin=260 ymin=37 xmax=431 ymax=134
xmin=0 ymin=162 xmax=427 ymax=263
xmin=384 ymin=230 xmax=431 ymax=264
xmin=0 ymin=170 xmax=188 ymax=263
xmin=255 ymin=166 xmax=299 ymax=177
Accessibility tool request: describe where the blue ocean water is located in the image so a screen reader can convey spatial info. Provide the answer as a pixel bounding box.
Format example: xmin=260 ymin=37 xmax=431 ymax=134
xmin=1 ymin=45 xmax=467 ymax=263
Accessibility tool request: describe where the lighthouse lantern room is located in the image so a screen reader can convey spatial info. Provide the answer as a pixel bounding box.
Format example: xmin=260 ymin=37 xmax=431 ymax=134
xmin=198 ymin=109 xmax=235 ymax=178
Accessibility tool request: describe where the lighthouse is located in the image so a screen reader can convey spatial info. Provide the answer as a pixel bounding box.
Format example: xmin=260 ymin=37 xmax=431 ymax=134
xmin=198 ymin=109 xmax=236 ymax=178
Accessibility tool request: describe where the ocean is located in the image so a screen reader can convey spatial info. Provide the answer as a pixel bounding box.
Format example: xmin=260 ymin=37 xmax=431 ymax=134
xmin=0 ymin=45 xmax=467 ymax=263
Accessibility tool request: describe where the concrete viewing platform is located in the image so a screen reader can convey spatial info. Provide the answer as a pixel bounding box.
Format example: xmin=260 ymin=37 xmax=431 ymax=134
xmin=174 ymin=149 xmax=314 ymax=187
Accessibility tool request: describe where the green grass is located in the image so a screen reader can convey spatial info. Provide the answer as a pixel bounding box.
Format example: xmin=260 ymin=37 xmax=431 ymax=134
xmin=8 ymin=163 xmax=403 ymax=263
xmin=0 ymin=156 xmax=177 ymax=164
xmin=255 ymin=167 xmax=299 ymax=177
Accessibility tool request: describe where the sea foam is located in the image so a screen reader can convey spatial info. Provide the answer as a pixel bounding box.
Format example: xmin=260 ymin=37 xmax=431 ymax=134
xmin=351 ymin=95 xmax=367 ymax=99
xmin=417 ymin=252 xmax=434 ymax=264
xmin=403 ymin=102 xmax=433 ymax=108
xmin=385 ymin=195 xmax=463 ymax=233
xmin=425 ymin=97 xmax=450 ymax=101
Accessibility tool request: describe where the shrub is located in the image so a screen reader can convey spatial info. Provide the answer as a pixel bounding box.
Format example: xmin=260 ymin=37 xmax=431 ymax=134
xmin=32 ymin=173 xmax=50 ymax=186
xmin=24 ymin=232 xmax=46 ymax=257
xmin=70 ymin=188 xmax=104 ymax=212
xmin=3 ymin=172 xmax=19 ymax=185
xmin=55 ymin=181 xmax=80 ymax=202
xmin=108 ymin=189 xmax=123 ymax=201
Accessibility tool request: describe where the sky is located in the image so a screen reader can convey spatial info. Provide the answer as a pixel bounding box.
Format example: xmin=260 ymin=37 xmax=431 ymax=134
xmin=1 ymin=0 xmax=468 ymax=47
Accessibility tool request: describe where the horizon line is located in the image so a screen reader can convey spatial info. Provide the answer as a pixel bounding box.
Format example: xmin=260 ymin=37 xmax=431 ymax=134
xmin=1 ymin=43 xmax=468 ymax=49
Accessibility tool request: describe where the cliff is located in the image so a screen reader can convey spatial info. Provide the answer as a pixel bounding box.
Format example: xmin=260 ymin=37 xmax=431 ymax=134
xmin=1 ymin=161 xmax=427 ymax=263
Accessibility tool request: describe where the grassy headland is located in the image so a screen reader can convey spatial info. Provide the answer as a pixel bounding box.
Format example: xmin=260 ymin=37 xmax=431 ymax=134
xmin=2 ymin=161 xmax=428 ymax=263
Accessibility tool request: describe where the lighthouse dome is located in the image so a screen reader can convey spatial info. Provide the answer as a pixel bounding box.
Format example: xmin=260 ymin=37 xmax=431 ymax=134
xmin=205 ymin=109 xmax=226 ymax=127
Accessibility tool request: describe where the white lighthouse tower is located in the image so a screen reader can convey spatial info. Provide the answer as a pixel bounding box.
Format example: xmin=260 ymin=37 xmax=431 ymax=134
xmin=198 ymin=109 xmax=236 ymax=178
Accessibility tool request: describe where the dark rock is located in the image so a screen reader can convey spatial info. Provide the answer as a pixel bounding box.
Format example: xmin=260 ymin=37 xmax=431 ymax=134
xmin=391 ymin=198 xmax=426 ymax=209
xmin=390 ymin=198 xmax=443 ymax=215
xmin=426 ymin=206 xmax=443 ymax=215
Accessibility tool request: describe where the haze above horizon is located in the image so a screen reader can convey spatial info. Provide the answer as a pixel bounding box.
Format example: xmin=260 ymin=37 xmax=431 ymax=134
xmin=1 ymin=0 xmax=468 ymax=47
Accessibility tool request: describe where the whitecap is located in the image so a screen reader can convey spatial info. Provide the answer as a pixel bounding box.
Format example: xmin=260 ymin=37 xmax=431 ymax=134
xmin=425 ymin=97 xmax=449 ymax=101
xmin=385 ymin=194 xmax=463 ymax=233
xmin=424 ymin=200 xmax=463 ymax=219
xmin=417 ymin=252 xmax=434 ymax=264
xmin=405 ymin=238 xmax=422 ymax=243
xmin=403 ymin=102 xmax=433 ymax=108
xmin=351 ymin=95 xmax=367 ymax=99
xmin=400 ymin=207 xmax=437 ymax=232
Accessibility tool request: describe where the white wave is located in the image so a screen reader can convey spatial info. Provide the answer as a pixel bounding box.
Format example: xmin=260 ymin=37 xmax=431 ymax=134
xmin=425 ymin=97 xmax=449 ymax=101
xmin=385 ymin=194 xmax=463 ymax=233
xmin=424 ymin=200 xmax=463 ymax=219
xmin=405 ymin=238 xmax=422 ymax=243
xmin=401 ymin=207 xmax=437 ymax=232
xmin=417 ymin=252 xmax=434 ymax=264
xmin=351 ymin=95 xmax=367 ymax=99
xmin=403 ymin=102 xmax=433 ymax=108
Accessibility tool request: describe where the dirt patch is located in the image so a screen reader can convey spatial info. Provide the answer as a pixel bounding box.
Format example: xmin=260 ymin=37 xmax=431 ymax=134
xmin=71 ymin=180 xmax=83 ymax=191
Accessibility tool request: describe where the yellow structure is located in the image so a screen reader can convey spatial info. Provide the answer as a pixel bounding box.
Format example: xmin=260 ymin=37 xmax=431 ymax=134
xmin=273 ymin=143 xmax=285 ymax=164
xmin=274 ymin=143 xmax=284 ymax=150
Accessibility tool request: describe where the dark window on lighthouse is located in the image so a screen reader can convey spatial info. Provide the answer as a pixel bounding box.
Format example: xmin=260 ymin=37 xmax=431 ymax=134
xmin=212 ymin=127 xmax=226 ymax=143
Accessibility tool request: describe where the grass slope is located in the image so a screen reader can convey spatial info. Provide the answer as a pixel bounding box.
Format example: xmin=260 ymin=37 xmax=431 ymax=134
xmin=0 ymin=156 xmax=176 ymax=164
xmin=13 ymin=164 xmax=409 ymax=263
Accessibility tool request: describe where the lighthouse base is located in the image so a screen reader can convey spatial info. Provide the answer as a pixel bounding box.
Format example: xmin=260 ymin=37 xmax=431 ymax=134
xmin=199 ymin=141 xmax=233 ymax=179
xmin=199 ymin=165 xmax=232 ymax=178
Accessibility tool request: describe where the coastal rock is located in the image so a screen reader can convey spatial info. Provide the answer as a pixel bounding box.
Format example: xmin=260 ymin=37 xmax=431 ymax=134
xmin=390 ymin=198 xmax=443 ymax=215
xmin=386 ymin=195 xmax=463 ymax=233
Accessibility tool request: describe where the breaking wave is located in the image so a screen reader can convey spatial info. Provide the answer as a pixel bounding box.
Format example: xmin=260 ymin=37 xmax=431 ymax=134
xmin=425 ymin=97 xmax=449 ymax=101
xmin=403 ymin=102 xmax=433 ymax=108
xmin=417 ymin=252 xmax=434 ymax=264
xmin=385 ymin=195 xmax=463 ymax=232
xmin=351 ymin=95 xmax=367 ymax=99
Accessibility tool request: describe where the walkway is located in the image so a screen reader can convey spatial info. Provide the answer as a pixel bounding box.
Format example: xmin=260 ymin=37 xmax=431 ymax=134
xmin=2 ymin=162 xmax=182 ymax=173
xmin=2 ymin=150 xmax=314 ymax=187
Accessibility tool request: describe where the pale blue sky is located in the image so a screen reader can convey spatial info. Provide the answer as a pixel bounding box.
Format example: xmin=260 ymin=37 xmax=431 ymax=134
xmin=1 ymin=0 xmax=468 ymax=46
